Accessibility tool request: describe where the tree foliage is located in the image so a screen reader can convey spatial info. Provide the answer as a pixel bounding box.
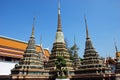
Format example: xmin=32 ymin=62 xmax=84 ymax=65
xmin=65 ymin=38 xmax=82 ymax=62
xmin=55 ymin=56 xmax=66 ymax=71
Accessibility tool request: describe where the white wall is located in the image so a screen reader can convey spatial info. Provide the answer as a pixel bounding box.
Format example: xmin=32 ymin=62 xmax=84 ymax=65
xmin=0 ymin=62 xmax=16 ymax=75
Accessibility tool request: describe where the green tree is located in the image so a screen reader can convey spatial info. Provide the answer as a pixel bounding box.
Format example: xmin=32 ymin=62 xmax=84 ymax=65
xmin=55 ymin=56 xmax=66 ymax=77
xmin=65 ymin=38 xmax=82 ymax=61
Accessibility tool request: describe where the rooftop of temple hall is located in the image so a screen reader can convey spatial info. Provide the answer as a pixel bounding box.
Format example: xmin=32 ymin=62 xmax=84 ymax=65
xmin=0 ymin=35 xmax=50 ymax=58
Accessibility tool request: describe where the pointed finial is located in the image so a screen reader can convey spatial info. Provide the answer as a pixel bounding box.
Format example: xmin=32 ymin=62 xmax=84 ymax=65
xmin=58 ymin=0 xmax=60 ymax=14
xmin=114 ymin=40 xmax=118 ymax=53
xmin=33 ymin=17 xmax=36 ymax=26
xmin=114 ymin=39 xmax=118 ymax=60
xmin=84 ymin=15 xmax=90 ymax=39
xmin=73 ymin=35 xmax=79 ymax=50
xmin=57 ymin=0 xmax=62 ymax=32
xmin=40 ymin=35 xmax=42 ymax=47
xmin=31 ymin=17 xmax=36 ymax=37
xmin=114 ymin=39 xmax=118 ymax=59
xmin=74 ymin=35 xmax=76 ymax=45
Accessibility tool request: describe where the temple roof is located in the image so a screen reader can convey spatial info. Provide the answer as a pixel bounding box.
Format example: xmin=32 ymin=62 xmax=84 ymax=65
xmin=44 ymin=49 xmax=50 ymax=58
xmin=0 ymin=36 xmax=50 ymax=58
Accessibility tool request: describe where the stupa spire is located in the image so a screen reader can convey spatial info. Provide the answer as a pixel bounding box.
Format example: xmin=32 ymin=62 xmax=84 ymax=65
xmin=73 ymin=35 xmax=78 ymax=51
xmin=58 ymin=0 xmax=60 ymax=14
xmin=57 ymin=0 xmax=62 ymax=32
xmin=55 ymin=0 xmax=64 ymax=43
xmin=31 ymin=17 xmax=35 ymax=38
xmin=84 ymin=16 xmax=94 ymax=49
xmin=40 ymin=35 xmax=42 ymax=47
xmin=25 ymin=17 xmax=36 ymax=52
xmin=84 ymin=16 xmax=90 ymax=39
xmin=114 ymin=40 xmax=118 ymax=53
xmin=114 ymin=40 xmax=118 ymax=60
xmin=74 ymin=35 xmax=76 ymax=45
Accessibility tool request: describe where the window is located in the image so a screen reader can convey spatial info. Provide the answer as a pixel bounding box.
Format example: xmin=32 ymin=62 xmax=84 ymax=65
xmin=5 ymin=57 xmax=12 ymax=62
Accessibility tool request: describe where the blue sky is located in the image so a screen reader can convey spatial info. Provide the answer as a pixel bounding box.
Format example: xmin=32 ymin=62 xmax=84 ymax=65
xmin=0 ymin=0 xmax=120 ymax=58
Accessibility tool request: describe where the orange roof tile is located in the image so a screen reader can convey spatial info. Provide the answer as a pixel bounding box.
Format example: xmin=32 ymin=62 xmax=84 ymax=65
xmin=0 ymin=36 xmax=50 ymax=58
xmin=44 ymin=49 xmax=50 ymax=57
xmin=0 ymin=36 xmax=41 ymax=52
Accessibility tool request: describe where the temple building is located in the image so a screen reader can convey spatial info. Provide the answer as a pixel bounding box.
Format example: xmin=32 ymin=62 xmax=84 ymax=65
xmin=105 ymin=57 xmax=116 ymax=73
xmin=74 ymin=17 xmax=113 ymax=80
xmin=72 ymin=37 xmax=81 ymax=69
xmin=114 ymin=41 xmax=120 ymax=80
xmin=46 ymin=1 xmax=73 ymax=70
xmin=0 ymin=36 xmax=50 ymax=75
xmin=11 ymin=19 xmax=50 ymax=80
